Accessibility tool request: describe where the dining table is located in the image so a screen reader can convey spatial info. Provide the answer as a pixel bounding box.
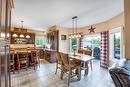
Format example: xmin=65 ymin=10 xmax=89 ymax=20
xmin=69 ymin=53 xmax=95 ymax=75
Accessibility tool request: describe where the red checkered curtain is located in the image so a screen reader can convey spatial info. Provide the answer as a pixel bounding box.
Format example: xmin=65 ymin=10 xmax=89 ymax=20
xmin=79 ymin=35 xmax=84 ymax=49
xmin=100 ymin=31 xmax=109 ymax=69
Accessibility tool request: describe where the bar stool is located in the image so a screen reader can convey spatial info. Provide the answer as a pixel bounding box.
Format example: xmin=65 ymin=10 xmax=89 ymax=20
xmin=17 ymin=52 xmax=28 ymax=72
xmin=10 ymin=51 xmax=15 ymax=73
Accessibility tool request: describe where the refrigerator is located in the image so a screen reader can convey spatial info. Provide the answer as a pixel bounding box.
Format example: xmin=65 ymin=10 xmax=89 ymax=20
xmin=0 ymin=0 xmax=13 ymax=87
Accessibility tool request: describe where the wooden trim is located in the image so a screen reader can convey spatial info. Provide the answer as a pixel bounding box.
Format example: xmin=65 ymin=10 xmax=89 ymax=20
xmin=9 ymin=0 xmax=14 ymax=8
xmin=11 ymin=30 xmax=35 ymax=35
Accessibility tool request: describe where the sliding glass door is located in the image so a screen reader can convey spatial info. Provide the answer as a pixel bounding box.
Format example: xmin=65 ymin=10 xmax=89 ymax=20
xmin=83 ymin=34 xmax=101 ymax=59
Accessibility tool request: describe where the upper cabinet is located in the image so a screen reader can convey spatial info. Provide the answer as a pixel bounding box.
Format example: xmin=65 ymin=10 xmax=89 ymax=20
xmin=46 ymin=30 xmax=59 ymax=51
xmin=11 ymin=28 xmax=35 ymax=44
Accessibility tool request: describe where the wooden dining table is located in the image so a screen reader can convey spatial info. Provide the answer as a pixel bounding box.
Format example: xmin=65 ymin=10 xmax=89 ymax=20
xmin=69 ymin=53 xmax=95 ymax=75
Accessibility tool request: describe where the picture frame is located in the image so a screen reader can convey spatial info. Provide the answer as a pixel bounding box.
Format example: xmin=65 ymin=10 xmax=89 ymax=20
xmin=61 ymin=35 xmax=67 ymax=40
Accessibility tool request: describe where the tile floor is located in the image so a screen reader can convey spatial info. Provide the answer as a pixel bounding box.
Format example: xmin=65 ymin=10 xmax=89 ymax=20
xmin=11 ymin=59 xmax=115 ymax=87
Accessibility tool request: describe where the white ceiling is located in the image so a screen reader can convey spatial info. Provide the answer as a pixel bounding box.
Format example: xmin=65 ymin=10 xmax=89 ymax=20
xmin=12 ymin=0 xmax=124 ymax=31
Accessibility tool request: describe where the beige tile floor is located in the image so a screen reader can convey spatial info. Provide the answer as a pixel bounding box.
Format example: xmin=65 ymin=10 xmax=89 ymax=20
xmin=11 ymin=59 xmax=115 ymax=87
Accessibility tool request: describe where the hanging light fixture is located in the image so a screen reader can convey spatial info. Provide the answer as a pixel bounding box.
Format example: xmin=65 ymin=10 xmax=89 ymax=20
xmin=69 ymin=16 xmax=82 ymax=39
xmin=19 ymin=21 xmax=24 ymax=38
xmin=19 ymin=34 xmax=24 ymax=38
xmin=12 ymin=33 xmax=18 ymax=37
xmin=26 ymin=35 xmax=30 ymax=38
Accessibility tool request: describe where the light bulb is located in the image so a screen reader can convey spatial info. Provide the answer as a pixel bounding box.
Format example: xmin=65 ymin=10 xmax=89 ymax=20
xmin=20 ymin=34 xmax=24 ymax=38
xmin=12 ymin=34 xmax=18 ymax=37
xmin=26 ymin=35 xmax=30 ymax=38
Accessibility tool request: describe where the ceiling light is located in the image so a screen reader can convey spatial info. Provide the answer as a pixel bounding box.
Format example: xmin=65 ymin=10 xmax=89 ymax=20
xmin=12 ymin=34 xmax=18 ymax=37
xmin=20 ymin=34 xmax=24 ymax=38
xmin=69 ymin=16 xmax=82 ymax=39
xmin=26 ymin=35 xmax=30 ymax=38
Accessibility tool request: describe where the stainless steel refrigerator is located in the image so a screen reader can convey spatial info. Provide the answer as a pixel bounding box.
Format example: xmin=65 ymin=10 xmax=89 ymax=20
xmin=0 ymin=0 xmax=13 ymax=87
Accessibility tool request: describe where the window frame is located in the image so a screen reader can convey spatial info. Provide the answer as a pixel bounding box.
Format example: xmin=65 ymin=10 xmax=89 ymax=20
xmin=109 ymin=26 xmax=124 ymax=60
xmin=82 ymin=34 xmax=101 ymax=56
xmin=70 ymin=38 xmax=79 ymax=52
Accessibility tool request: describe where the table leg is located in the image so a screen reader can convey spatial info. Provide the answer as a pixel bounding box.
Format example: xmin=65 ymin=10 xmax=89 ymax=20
xmin=84 ymin=62 xmax=88 ymax=75
xmin=90 ymin=60 xmax=92 ymax=70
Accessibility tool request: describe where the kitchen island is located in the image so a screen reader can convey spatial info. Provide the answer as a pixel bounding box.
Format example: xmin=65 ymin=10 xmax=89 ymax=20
xmin=44 ymin=48 xmax=57 ymax=63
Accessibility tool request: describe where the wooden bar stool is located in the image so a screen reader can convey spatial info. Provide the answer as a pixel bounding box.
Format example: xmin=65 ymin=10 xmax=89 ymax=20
xmin=10 ymin=51 xmax=15 ymax=73
xmin=17 ymin=52 xmax=28 ymax=72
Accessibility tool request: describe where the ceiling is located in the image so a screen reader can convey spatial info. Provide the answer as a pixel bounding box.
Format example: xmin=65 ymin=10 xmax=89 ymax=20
xmin=12 ymin=0 xmax=124 ymax=31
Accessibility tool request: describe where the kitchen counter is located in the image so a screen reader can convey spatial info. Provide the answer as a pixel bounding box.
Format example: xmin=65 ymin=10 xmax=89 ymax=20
xmin=44 ymin=48 xmax=57 ymax=63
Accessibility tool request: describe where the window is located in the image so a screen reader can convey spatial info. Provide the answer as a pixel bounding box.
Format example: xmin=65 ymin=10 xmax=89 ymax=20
xmin=92 ymin=36 xmax=101 ymax=49
xmin=83 ymin=34 xmax=101 ymax=59
xmin=35 ymin=37 xmax=45 ymax=47
xmin=109 ymin=27 xmax=123 ymax=60
xmin=114 ymin=32 xmax=121 ymax=59
xmin=71 ymin=38 xmax=78 ymax=52
xmin=83 ymin=36 xmax=92 ymax=50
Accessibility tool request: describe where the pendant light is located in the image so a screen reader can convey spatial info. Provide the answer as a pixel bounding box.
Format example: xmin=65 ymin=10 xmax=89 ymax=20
xmin=19 ymin=34 xmax=24 ymax=38
xmin=19 ymin=21 xmax=24 ymax=38
xmin=69 ymin=16 xmax=82 ymax=39
xmin=26 ymin=35 xmax=30 ymax=38
xmin=12 ymin=33 xmax=18 ymax=37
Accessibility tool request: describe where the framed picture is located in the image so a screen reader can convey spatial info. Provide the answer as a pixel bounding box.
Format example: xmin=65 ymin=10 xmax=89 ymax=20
xmin=61 ymin=35 xmax=67 ymax=40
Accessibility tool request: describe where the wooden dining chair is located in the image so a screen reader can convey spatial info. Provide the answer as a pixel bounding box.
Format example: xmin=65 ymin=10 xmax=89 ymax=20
xmin=78 ymin=49 xmax=83 ymax=54
xmin=17 ymin=52 xmax=28 ymax=72
xmin=83 ymin=50 xmax=92 ymax=56
xmin=10 ymin=51 xmax=15 ymax=73
xmin=60 ymin=53 xmax=81 ymax=86
xmin=55 ymin=52 xmax=63 ymax=74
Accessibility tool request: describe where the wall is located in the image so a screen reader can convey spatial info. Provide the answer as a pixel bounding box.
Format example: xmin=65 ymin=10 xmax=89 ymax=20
xmin=124 ymin=0 xmax=130 ymax=59
xmin=57 ymin=26 xmax=72 ymax=53
xmin=78 ymin=13 xmax=124 ymax=35
xmin=57 ymin=13 xmax=124 ymax=53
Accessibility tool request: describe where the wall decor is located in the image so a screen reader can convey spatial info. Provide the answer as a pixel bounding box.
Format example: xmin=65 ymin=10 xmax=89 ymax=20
xmin=61 ymin=35 xmax=67 ymax=40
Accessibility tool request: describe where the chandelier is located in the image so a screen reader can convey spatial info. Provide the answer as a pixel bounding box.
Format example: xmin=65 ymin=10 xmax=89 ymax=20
xmin=69 ymin=16 xmax=82 ymax=38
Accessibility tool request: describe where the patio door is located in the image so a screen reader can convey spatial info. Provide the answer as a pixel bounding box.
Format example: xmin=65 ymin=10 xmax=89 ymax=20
xmin=83 ymin=34 xmax=101 ymax=59
xmin=109 ymin=27 xmax=123 ymax=60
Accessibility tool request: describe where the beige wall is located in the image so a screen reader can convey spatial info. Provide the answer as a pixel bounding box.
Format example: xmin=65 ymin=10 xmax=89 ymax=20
xmin=57 ymin=27 xmax=72 ymax=53
xmin=58 ymin=13 xmax=124 ymax=53
xmin=78 ymin=13 xmax=124 ymax=35
xmin=124 ymin=0 xmax=130 ymax=59
xmin=27 ymin=29 xmax=46 ymax=37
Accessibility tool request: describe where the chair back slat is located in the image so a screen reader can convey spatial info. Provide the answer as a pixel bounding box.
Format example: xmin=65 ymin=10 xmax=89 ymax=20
xmin=60 ymin=53 xmax=69 ymax=65
xmin=17 ymin=52 xmax=28 ymax=61
xmin=78 ymin=49 xmax=83 ymax=54
xmin=83 ymin=50 xmax=92 ymax=56
xmin=56 ymin=52 xmax=62 ymax=63
xmin=10 ymin=51 xmax=15 ymax=63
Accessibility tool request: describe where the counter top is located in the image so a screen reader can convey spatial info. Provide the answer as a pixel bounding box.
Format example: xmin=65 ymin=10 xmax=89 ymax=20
xmin=44 ymin=48 xmax=57 ymax=52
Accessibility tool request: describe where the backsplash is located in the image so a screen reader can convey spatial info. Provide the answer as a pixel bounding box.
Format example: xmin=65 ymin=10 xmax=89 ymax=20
xmin=11 ymin=44 xmax=35 ymax=48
